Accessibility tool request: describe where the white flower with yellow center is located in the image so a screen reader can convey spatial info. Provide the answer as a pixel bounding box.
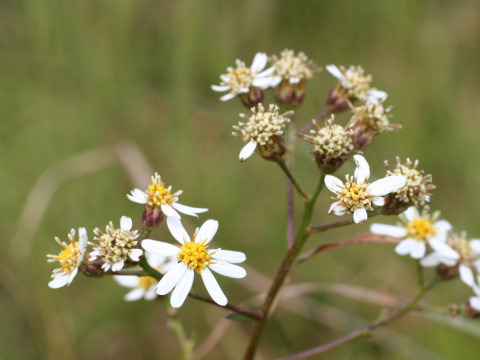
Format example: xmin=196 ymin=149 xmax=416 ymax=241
xmin=370 ymin=207 xmax=456 ymax=260
xmin=325 ymin=64 xmax=387 ymax=103
xmin=142 ymin=217 xmax=247 ymax=308
xmin=47 ymin=227 xmax=88 ymax=288
xmin=89 ymin=216 xmax=143 ymax=272
xmin=127 ymin=173 xmax=208 ymax=219
xmin=114 ymin=253 xmax=177 ymax=301
xmin=270 ymin=49 xmax=318 ymax=84
xmin=211 ymin=52 xmax=281 ymax=101
xmin=325 ymin=155 xmax=406 ymax=224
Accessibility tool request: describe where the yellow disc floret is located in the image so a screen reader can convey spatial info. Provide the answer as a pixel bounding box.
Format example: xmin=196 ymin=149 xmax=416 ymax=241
xmin=137 ymin=276 xmax=158 ymax=289
xmin=53 ymin=242 xmax=81 ymax=274
xmin=225 ymin=62 xmax=252 ymax=91
xmin=406 ymin=218 xmax=435 ymax=242
xmin=177 ymin=241 xmax=212 ymax=273
xmin=146 ymin=173 xmax=177 ymax=208
xmin=336 ymin=177 xmax=373 ymax=212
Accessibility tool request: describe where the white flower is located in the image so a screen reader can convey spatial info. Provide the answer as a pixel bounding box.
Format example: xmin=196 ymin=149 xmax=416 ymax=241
xmin=114 ymin=253 xmax=177 ymax=301
xmin=325 ymin=155 xmax=406 ymax=224
xmin=142 ymin=217 xmax=247 ymax=308
xmin=325 ymin=64 xmax=387 ymax=103
xmin=47 ymin=227 xmax=88 ymax=288
xmin=89 ymin=216 xmax=143 ymax=272
xmin=371 ymin=207 xmax=456 ymax=260
xmin=211 ymin=52 xmax=281 ymax=101
xmin=127 ymin=173 xmax=208 ymax=220
xmin=270 ymin=49 xmax=318 ymax=84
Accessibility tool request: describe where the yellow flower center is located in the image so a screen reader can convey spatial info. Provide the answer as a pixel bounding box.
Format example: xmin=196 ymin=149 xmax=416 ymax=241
xmin=54 ymin=243 xmax=81 ymax=274
xmin=137 ymin=276 xmax=157 ymax=289
xmin=406 ymin=218 xmax=435 ymax=242
xmin=177 ymin=241 xmax=211 ymax=273
xmin=227 ymin=66 xmax=252 ymax=90
xmin=337 ymin=179 xmax=372 ymax=212
xmin=147 ymin=183 xmax=174 ymax=207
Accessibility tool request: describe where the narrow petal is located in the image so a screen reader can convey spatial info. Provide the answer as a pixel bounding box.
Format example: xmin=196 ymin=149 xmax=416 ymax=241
xmin=124 ymin=288 xmax=145 ymax=302
xmin=78 ymin=227 xmax=88 ymax=249
xmin=353 ymin=155 xmax=370 ymax=184
xmin=252 ymin=77 xmax=276 ymax=89
xmin=156 ymin=263 xmax=188 ymax=295
xmin=129 ymin=249 xmax=143 ymax=262
xmin=161 ymin=204 xmax=181 ymax=219
xmin=469 ymin=297 xmax=480 ymax=311
xmin=368 ymin=176 xmax=406 ymax=197
xmin=470 ymin=240 xmax=480 ymax=254
xmin=429 ymin=239 xmax=459 ymax=260
xmin=324 ymin=175 xmax=344 ymax=194
xmin=211 ymin=84 xmax=230 ymax=92
xmin=325 ymin=64 xmax=343 ymax=79
xmin=353 ymin=208 xmax=368 ymax=224
xmin=395 ymin=238 xmax=418 ymax=256
xmin=256 ymin=66 xmax=276 ymax=78
xmin=367 ymin=88 xmax=388 ymax=102
xmin=420 ymin=253 xmax=442 ymax=267
xmin=201 ymin=268 xmax=227 ymax=306
xmin=127 ymin=188 xmax=147 ymax=204
xmin=459 ymin=264 xmax=475 ymax=287
xmin=211 ymin=250 xmax=246 ymax=264
xmin=48 ymin=275 xmax=69 ymax=289
xmin=114 ymin=275 xmax=139 ymax=288
xmin=120 ymin=216 xmax=133 ymax=231
xmin=112 ymin=261 xmax=125 ymax=272
xmin=220 ymin=92 xmax=236 ymax=102
xmin=403 ymin=207 xmax=419 ymax=221
xmin=170 ymin=269 xmax=194 ymax=308
xmin=209 ymin=262 xmax=246 ymax=278
xmin=166 ymin=217 xmax=190 ymax=244
xmin=433 ymin=220 xmax=452 ymax=234
xmin=171 ymin=202 xmax=208 ymax=217
xmin=142 ymin=240 xmax=180 ymax=256
xmin=239 ymin=140 xmax=257 ymax=162
xmin=372 ymin=197 xmax=385 ymax=206
xmin=370 ymin=223 xmax=407 ymax=237
xmin=144 ymin=286 xmax=157 ymax=301
xmin=250 ymin=52 xmax=268 ymax=73
xmin=196 ymin=219 xmax=219 ymax=244
xmin=328 ymin=201 xmax=347 ymax=216
xmin=410 ymin=242 xmax=426 ymax=259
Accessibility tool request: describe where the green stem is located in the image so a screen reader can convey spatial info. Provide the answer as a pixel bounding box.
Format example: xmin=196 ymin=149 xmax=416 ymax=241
xmin=276 ymin=158 xmax=309 ymax=201
xmin=167 ymin=312 xmax=194 ymax=360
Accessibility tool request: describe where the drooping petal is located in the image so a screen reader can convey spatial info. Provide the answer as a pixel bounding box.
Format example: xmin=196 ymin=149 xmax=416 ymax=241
xmin=370 ymin=223 xmax=407 ymax=238
xmin=433 ymin=220 xmax=452 ymax=234
xmin=67 ymin=268 xmax=78 ymax=284
xmin=410 ymin=242 xmax=426 ymax=259
xmin=120 ymin=216 xmax=133 ymax=231
xmin=156 ymin=263 xmax=188 ymax=295
xmin=129 ymin=249 xmax=143 ymax=262
xmin=328 ymin=201 xmax=347 ymax=216
xmin=112 ymin=261 xmax=125 ymax=272
xmin=201 ymin=268 xmax=228 ymax=306
xmin=220 ymin=92 xmax=236 ymax=102
xmin=166 ymin=217 xmax=190 ymax=244
xmin=239 ymin=140 xmax=257 ymax=162
xmin=353 ymin=208 xmax=368 ymax=224
xmin=325 ymin=64 xmax=343 ymax=80
xmin=420 ymin=253 xmax=442 ymax=267
xmin=195 ymin=219 xmax=219 ymax=245
xmin=211 ymin=84 xmax=230 ymax=92
xmin=395 ymin=238 xmax=418 ymax=256
xmin=127 ymin=188 xmax=147 ymax=204
xmin=459 ymin=264 xmax=475 ymax=287
xmin=48 ymin=275 xmax=70 ymax=289
xmin=429 ymin=239 xmax=459 ymax=260
xmin=142 ymin=240 xmax=180 ymax=257
xmin=211 ymin=250 xmax=246 ymax=264
xmin=209 ymin=262 xmax=246 ymax=278
xmin=170 ymin=269 xmax=194 ymax=308
xmin=250 ymin=52 xmax=268 ymax=73
xmin=114 ymin=275 xmax=139 ymax=288
xmin=161 ymin=204 xmax=181 ymax=219
xmin=372 ymin=197 xmax=385 ymax=206
xmin=171 ymin=202 xmax=208 ymax=217
xmin=324 ymin=175 xmax=344 ymax=194
xmin=368 ymin=176 xmax=406 ymax=197
xmin=124 ymin=288 xmax=145 ymax=302
xmin=403 ymin=207 xmax=419 ymax=221
xmin=353 ymin=155 xmax=370 ymax=184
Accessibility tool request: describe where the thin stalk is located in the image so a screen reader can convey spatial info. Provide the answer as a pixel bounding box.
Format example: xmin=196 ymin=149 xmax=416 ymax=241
xmin=168 ymin=312 xmax=194 ymax=360
xmin=276 ymin=158 xmax=309 ymax=201
xmin=285 ymin=114 xmax=297 ymax=249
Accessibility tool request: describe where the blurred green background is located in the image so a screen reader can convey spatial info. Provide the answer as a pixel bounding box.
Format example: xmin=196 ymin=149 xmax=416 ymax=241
xmin=1 ymin=0 xmax=480 ymax=359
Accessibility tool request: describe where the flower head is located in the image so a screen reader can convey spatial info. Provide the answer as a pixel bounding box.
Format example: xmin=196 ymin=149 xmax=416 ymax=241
xmin=127 ymin=173 xmax=208 ymax=227
xmin=47 ymin=227 xmax=88 ymax=288
xmin=89 ymin=216 xmax=143 ymax=272
xmin=233 ymin=103 xmax=292 ymax=162
xmin=371 ymin=207 xmax=456 ymax=260
xmin=142 ymin=217 xmax=247 ymax=308
xmin=325 ymin=155 xmax=406 ymax=224
xmin=211 ymin=52 xmax=281 ymax=107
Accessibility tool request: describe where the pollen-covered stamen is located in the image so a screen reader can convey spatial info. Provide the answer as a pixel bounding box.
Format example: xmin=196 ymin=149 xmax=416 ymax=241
xmin=177 ymin=240 xmax=213 ymax=273
xmin=48 ymin=239 xmax=81 ymax=274
xmin=145 ymin=173 xmax=180 ymax=208
xmin=224 ymin=62 xmax=253 ymax=90
xmin=341 ymin=66 xmax=372 ymax=99
xmin=137 ymin=276 xmax=158 ymax=289
xmin=406 ymin=218 xmax=436 ymax=242
xmin=336 ymin=176 xmax=373 ymax=212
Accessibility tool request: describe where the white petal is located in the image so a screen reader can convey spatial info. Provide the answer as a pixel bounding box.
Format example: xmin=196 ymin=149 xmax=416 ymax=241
xmin=470 ymin=240 xmax=480 ymax=254
xmin=171 ymin=202 xmax=208 ymax=217
xmin=112 ymin=261 xmax=125 ymax=272
xmin=429 ymin=239 xmax=459 ymax=259
xmin=170 ymin=269 xmax=194 ymax=308
xmin=325 ymin=64 xmax=343 ymax=79
xmin=127 ymin=188 xmax=147 ymax=204
xmin=196 ymin=219 xmax=219 ymax=244
xmin=114 ymin=275 xmax=139 ymax=288
xmin=353 ymin=155 xmax=370 ymax=184
xmin=420 ymin=253 xmax=442 ymax=267
xmin=353 ymin=208 xmax=368 ymax=224
xmin=161 ymin=204 xmax=181 ymax=219
xmin=124 ymin=288 xmax=145 ymax=302
xmin=239 ymin=140 xmax=257 ymax=162
xmin=67 ymin=268 xmax=78 ymax=284
xmin=372 ymin=197 xmax=385 ymax=206
xmin=410 ymin=242 xmax=426 ymax=259
xmin=433 ymin=220 xmax=452 ymax=234
xmin=442 ymin=257 xmax=459 ymax=267
xmin=211 ymin=84 xmax=230 ymax=92
xmin=256 ymin=66 xmax=276 ymax=78
xmin=211 ymin=250 xmax=246 ymax=264
xmin=328 ymin=201 xmax=347 ymax=216
xmin=324 ymin=175 xmax=344 ymax=194
xmin=48 ymin=274 xmax=69 ymax=289
xmin=129 ymin=249 xmax=143 ymax=262
xmin=142 ymin=240 xmax=180 ymax=256
xmin=144 ymin=286 xmax=157 ymax=300
xmin=252 ymin=76 xmax=276 ymax=89
xmin=120 ymin=216 xmax=133 ymax=231
xmin=209 ymin=262 xmax=246 ymax=278
xmin=166 ymin=217 xmax=190 ymax=244
xmin=403 ymin=207 xmax=419 ymax=221
xmin=395 ymin=238 xmax=418 ymax=256
xmin=469 ymin=297 xmax=480 ymax=311
xmin=78 ymin=227 xmax=88 ymax=249
xmin=289 ymin=77 xmax=301 ymax=84
xmin=220 ymin=92 xmax=236 ymax=101
xmin=367 ymin=89 xmax=388 ymax=102
xmin=156 ymin=263 xmax=188 ymax=295
xmin=201 ymin=268 xmax=227 ymax=306
xmin=250 ymin=52 xmax=268 ymax=73
xmin=370 ymin=223 xmax=407 ymax=237
xmin=459 ymin=264 xmax=476 ymax=287
xmin=368 ymin=176 xmax=406 ymax=197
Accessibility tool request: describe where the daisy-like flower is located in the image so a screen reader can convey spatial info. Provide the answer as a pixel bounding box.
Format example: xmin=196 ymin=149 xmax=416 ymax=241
xmin=325 ymin=155 xmax=406 ymax=224
xmin=325 ymin=64 xmax=387 ymax=110
xmin=142 ymin=217 xmax=247 ymax=308
xmin=47 ymin=227 xmax=88 ymax=288
xmin=127 ymin=173 xmax=208 ymax=227
xmin=233 ymin=103 xmax=293 ymax=162
xmin=370 ymin=207 xmax=456 ymax=260
xmin=114 ymin=253 xmax=177 ymax=301
xmin=89 ymin=216 xmax=143 ymax=272
xmin=211 ymin=52 xmax=281 ymax=107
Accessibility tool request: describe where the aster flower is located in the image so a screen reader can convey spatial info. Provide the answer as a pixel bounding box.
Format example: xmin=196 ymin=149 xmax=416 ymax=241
xmin=211 ymin=52 xmax=281 ymax=107
xmin=47 ymin=227 xmax=88 ymax=288
xmin=114 ymin=253 xmax=177 ymax=301
xmin=127 ymin=173 xmax=208 ymax=227
xmin=142 ymin=217 xmax=247 ymax=308
xmin=370 ymin=207 xmax=456 ymax=260
xmin=325 ymin=155 xmax=406 ymax=224
xmin=233 ymin=103 xmax=292 ymax=162
xmin=89 ymin=216 xmax=143 ymax=272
